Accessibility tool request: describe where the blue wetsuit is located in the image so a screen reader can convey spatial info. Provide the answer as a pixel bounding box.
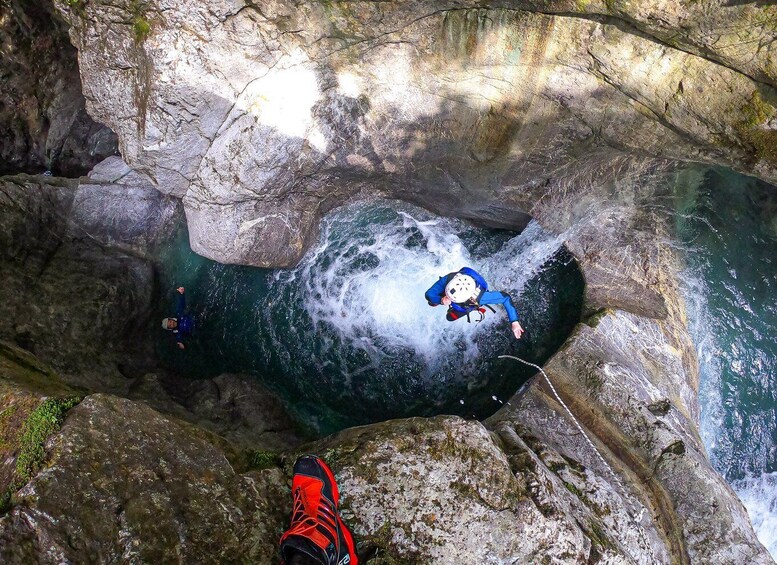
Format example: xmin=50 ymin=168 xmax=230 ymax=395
xmin=172 ymin=292 xmax=193 ymax=345
xmin=425 ymin=271 xmax=520 ymax=323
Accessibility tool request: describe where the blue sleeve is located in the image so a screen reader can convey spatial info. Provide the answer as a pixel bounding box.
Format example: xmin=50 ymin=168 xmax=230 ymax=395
xmin=425 ymin=275 xmax=452 ymax=306
xmin=479 ymin=291 xmax=519 ymax=322
xmin=176 ymin=292 xmax=186 ymax=317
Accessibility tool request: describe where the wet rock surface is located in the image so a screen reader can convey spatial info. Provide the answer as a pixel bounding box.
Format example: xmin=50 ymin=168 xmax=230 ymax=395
xmin=0 ymin=167 xmax=178 ymax=393
xmin=0 ymin=394 xmax=289 ymax=565
xmin=0 ymin=2 xmax=774 ymax=563
xmin=128 ymin=372 xmax=306 ymax=451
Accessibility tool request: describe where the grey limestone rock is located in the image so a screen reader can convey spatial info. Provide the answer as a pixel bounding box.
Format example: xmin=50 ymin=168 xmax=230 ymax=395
xmin=0 ymin=2 xmax=773 ymax=563
xmin=0 ymin=1 xmax=118 ymax=176
xmin=128 ymin=372 xmax=306 ymax=451
xmin=53 ymin=0 xmax=777 ymax=267
xmin=307 ymin=415 xmax=603 ymax=564
xmin=0 ymin=394 xmax=289 ymax=565
xmin=0 ymin=168 xmax=178 ymax=393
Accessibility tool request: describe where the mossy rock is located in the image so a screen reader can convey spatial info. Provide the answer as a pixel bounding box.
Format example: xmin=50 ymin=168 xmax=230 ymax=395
xmin=1 ymin=395 xmax=82 ymax=513
xmin=0 ymin=342 xmax=84 ymax=513
xmin=736 ymin=89 xmax=777 ymax=167
xmin=0 ymin=341 xmax=76 ymax=398
xmin=14 ymin=396 xmax=82 ymax=484
xmin=247 ymin=449 xmax=282 ymax=470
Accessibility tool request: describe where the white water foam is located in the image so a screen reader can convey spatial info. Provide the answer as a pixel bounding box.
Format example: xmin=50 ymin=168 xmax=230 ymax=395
xmin=284 ymin=201 xmax=564 ymax=372
xmin=678 ymin=221 xmax=777 ymax=561
xmin=680 ymin=269 xmax=725 ymax=462
xmin=733 ymin=473 xmax=777 ymax=556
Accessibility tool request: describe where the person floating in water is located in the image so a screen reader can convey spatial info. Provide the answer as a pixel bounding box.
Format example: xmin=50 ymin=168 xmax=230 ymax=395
xmin=280 ymin=455 xmax=360 ymax=565
xmin=161 ymin=286 xmax=193 ymax=350
xmin=425 ymin=267 xmax=525 ymax=339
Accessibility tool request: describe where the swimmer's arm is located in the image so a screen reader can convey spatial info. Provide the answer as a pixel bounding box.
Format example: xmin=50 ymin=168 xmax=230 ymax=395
xmin=479 ymin=291 xmax=520 ymax=323
xmin=176 ymin=289 xmax=186 ymax=316
xmin=425 ymin=276 xmax=450 ymax=306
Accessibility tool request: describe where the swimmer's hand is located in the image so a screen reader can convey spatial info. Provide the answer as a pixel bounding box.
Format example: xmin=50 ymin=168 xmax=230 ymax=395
xmin=177 ymin=342 xmax=185 ymax=350
xmin=511 ymin=321 xmax=524 ymax=340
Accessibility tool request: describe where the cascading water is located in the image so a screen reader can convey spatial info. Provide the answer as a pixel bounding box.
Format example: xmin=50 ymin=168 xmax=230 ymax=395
xmin=156 ymin=199 xmax=584 ymax=434
xmin=674 ymin=167 xmax=777 ymax=557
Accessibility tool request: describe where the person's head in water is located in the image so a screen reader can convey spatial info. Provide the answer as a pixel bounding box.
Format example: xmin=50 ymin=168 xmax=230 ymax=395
xmin=162 ymin=318 xmax=178 ymax=330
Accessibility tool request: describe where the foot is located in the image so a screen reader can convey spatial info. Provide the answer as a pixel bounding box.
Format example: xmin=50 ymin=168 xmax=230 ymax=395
xmin=280 ymin=455 xmax=358 ymax=565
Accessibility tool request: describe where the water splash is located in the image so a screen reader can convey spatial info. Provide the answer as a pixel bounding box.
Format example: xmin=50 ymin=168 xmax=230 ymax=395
xmin=158 ymin=199 xmax=584 ymax=433
xmin=733 ymin=473 xmax=777 ymax=556
xmin=283 ymin=207 xmax=483 ymax=370
xmin=281 ymin=207 xmax=568 ymax=373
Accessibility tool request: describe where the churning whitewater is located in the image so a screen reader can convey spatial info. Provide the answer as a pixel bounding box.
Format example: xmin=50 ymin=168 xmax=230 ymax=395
xmin=676 ymin=167 xmax=777 ymax=558
xmin=158 ymin=199 xmax=583 ymax=433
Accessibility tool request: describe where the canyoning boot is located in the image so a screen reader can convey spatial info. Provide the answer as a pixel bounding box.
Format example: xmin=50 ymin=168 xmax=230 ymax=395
xmin=280 ymin=455 xmax=359 ymax=565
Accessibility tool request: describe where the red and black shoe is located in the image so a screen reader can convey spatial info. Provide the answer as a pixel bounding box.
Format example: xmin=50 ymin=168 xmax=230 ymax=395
xmin=280 ymin=455 xmax=359 ymax=565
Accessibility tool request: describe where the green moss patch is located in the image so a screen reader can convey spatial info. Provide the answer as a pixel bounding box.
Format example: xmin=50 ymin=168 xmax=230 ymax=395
xmin=737 ymin=90 xmax=777 ymax=167
xmin=15 ymin=397 xmax=82 ymax=483
xmin=1 ymin=396 xmax=82 ymax=514
xmin=64 ymin=0 xmax=85 ymax=12
xmin=129 ymin=0 xmax=152 ymax=42
xmin=247 ymin=449 xmax=281 ymax=471
xmin=133 ymin=18 xmax=151 ymax=41
xmin=583 ymin=308 xmax=612 ymax=329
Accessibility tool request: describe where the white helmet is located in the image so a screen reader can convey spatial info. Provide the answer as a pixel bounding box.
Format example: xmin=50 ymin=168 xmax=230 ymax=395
xmin=445 ymin=273 xmax=478 ymax=304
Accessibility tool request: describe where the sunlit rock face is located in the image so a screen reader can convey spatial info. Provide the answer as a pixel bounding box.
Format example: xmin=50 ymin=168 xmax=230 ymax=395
xmin=483 ymin=164 xmax=775 ymax=564
xmin=54 ymin=0 xmax=777 ymax=267
xmin=5 ymin=2 xmax=770 ymax=562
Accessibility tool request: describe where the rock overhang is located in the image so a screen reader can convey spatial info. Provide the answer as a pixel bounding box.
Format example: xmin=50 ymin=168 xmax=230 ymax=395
xmin=52 ymin=0 xmax=777 ymax=268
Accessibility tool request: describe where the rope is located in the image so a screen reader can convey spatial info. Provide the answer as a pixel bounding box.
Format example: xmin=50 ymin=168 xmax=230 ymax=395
xmin=498 ymin=355 xmax=653 ymax=501
xmin=499 ymin=354 xmax=652 ymax=561
xmin=499 ymin=354 xmax=618 ymax=480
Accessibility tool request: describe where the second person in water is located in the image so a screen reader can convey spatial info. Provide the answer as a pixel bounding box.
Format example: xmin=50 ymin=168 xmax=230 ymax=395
xmin=425 ymin=267 xmax=525 ymax=339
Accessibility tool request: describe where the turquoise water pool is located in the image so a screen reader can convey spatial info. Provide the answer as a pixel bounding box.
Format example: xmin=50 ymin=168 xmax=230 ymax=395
xmin=155 ymin=199 xmax=584 ymax=434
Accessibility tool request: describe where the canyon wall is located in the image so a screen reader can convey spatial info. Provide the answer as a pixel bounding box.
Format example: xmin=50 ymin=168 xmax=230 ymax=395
xmin=53 ymin=0 xmax=777 ymax=267
xmin=1 ymin=1 xmax=776 ymax=563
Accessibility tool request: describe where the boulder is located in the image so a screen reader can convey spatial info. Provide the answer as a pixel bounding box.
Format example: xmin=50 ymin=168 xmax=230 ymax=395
xmin=0 ymin=393 xmax=288 ymax=564
xmin=128 ymin=372 xmax=306 ymax=451
xmin=0 ymin=170 xmax=178 ymax=392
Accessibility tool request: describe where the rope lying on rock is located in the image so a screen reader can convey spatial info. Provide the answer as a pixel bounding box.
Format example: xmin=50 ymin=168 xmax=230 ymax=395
xmin=498 ymin=355 xmax=648 ymax=527
xmin=499 ymin=354 xmax=618 ymax=483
